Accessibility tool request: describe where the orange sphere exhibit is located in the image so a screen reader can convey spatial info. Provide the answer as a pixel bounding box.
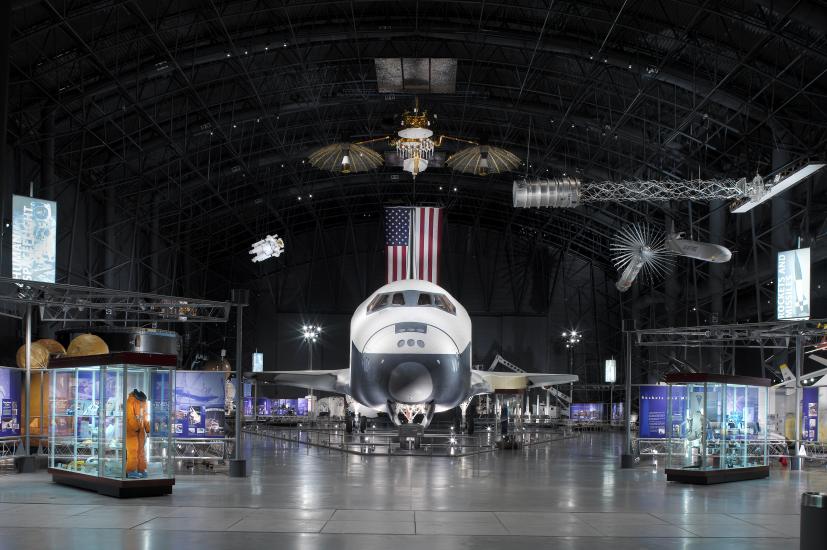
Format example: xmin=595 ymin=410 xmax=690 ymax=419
xmin=66 ymin=334 xmax=110 ymax=356
xmin=15 ymin=341 xmax=50 ymax=369
xmin=36 ymin=338 xmax=66 ymax=356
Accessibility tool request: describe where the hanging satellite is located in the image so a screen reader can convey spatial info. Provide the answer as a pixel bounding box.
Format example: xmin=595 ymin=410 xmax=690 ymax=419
xmin=610 ymin=224 xmax=675 ymax=292
xmin=611 ymin=224 xmax=733 ymax=292
xmin=306 ymin=98 xmax=519 ymax=179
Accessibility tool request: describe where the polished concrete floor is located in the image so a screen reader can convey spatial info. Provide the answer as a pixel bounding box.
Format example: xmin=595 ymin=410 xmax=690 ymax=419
xmin=0 ymin=432 xmax=823 ymax=549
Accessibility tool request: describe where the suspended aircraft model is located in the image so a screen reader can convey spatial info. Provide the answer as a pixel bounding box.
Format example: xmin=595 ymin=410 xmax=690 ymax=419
xmin=248 ymin=279 xmax=577 ymax=428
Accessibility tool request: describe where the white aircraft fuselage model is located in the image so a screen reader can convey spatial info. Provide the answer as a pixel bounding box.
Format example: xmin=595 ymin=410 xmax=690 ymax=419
xmin=249 ymin=279 xmax=578 ymax=428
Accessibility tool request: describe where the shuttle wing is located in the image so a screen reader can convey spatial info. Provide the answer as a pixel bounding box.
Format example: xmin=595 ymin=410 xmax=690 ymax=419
xmin=246 ymin=369 xmax=351 ymax=395
xmin=468 ymin=370 xmax=578 ymax=396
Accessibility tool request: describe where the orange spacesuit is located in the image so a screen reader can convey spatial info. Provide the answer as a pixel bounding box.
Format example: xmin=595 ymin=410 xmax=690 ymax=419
xmin=126 ymin=389 xmax=150 ymax=477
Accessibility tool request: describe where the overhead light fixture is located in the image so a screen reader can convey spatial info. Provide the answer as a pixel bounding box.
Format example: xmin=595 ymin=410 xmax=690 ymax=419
xmin=731 ymin=162 xmax=826 ymax=213
xmin=249 ymin=234 xmax=285 ymax=263
xmin=341 ymin=149 xmax=352 ymax=174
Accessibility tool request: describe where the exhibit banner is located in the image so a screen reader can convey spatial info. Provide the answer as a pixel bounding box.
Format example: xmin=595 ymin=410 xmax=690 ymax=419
xmin=802 ymin=387 xmax=819 ymax=442
xmin=174 ymin=371 xmax=226 ymax=438
xmin=257 ymin=397 xmax=271 ymax=416
xmin=252 ymin=353 xmax=264 ymax=373
xmin=639 ymin=385 xmax=686 ymax=438
xmin=151 ymin=371 xmax=173 ymax=436
xmin=777 ymin=248 xmax=810 ymax=320
xmin=12 ymin=195 xmax=57 ymax=283
xmin=243 ymin=397 xmax=254 ymax=417
xmin=610 ymin=403 xmax=624 ymax=423
xmin=571 ymin=403 xmax=604 ymax=422
xmin=0 ymin=368 xmax=21 ymax=436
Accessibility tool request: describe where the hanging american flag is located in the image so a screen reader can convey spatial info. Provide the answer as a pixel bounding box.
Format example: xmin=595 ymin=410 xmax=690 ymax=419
xmin=384 ymin=207 xmax=444 ymax=284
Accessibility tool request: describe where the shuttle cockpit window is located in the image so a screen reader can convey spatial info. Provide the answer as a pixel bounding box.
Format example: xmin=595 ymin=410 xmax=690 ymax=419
xmin=433 ymin=294 xmax=456 ymax=314
xmin=367 ymin=292 xmax=406 ymax=314
xmin=414 ymin=292 xmax=456 ymax=314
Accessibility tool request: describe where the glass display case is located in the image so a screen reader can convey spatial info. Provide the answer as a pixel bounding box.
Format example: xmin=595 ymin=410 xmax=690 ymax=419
xmin=47 ymin=352 xmax=176 ymax=497
xmin=665 ymin=373 xmax=770 ymax=484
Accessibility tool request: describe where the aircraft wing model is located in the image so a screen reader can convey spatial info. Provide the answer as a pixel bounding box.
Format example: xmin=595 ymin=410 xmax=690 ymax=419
xmin=468 ymin=370 xmax=578 ymax=396
xmin=248 ymin=279 xmax=577 ymax=428
xmin=250 ymin=370 xmax=350 ymax=394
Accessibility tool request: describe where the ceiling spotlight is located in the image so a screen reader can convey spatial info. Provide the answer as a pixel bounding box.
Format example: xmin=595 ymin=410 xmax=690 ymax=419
xmin=249 ymin=234 xmax=285 ymax=263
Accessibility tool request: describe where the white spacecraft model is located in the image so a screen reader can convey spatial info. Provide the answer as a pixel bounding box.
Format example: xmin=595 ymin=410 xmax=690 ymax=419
xmin=249 ymin=235 xmax=285 ymax=263
xmin=611 ymin=224 xmax=732 ymax=292
xmin=249 ymin=279 xmax=577 ymax=428
xmin=665 ymin=232 xmax=731 ymax=263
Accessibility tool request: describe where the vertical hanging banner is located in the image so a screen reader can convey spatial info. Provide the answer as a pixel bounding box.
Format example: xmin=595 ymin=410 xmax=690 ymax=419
xmin=777 ymin=248 xmax=810 ymax=320
xmin=12 ymin=195 xmax=57 ymax=283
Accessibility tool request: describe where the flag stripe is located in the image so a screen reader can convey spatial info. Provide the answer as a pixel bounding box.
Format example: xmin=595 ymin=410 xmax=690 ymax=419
xmin=432 ymin=209 xmax=440 ymax=283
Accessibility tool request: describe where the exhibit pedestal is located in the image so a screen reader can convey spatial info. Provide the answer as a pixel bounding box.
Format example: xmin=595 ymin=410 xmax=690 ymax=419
xmin=229 ymin=458 xmax=247 ymax=477
xmin=14 ymin=455 xmax=36 ymax=473
xmin=49 ymin=468 xmax=174 ymax=497
xmin=665 ymin=465 xmax=769 ymax=484
xmin=620 ymin=454 xmax=638 ymax=468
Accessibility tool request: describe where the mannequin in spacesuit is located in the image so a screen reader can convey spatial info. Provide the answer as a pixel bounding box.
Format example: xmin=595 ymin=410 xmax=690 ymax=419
xmin=126 ymin=389 xmax=150 ymax=479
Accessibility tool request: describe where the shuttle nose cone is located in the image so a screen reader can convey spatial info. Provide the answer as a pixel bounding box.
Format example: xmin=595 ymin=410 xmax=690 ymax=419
xmin=388 ymin=361 xmax=433 ymax=403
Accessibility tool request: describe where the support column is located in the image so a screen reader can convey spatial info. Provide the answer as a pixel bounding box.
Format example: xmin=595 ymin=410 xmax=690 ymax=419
xmin=229 ymin=289 xmax=249 ymax=477
xmin=40 ymin=109 xmax=55 ymax=199
xmin=16 ymin=305 xmax=36 ymax=472
xmin=792 ymin=333 xmax=804 ymax=470
xmin=0 ymin=1 xmax=10 ymax=277
xmin=621 ymin=320 xmax=636 ymax=468
xmin=708 ymin=200 xmax=727 ymax=373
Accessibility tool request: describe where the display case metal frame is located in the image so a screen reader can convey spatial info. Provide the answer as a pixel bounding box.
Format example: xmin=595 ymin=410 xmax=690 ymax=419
xmin=664 ymin=373 xmax=770 ymax=484
xmin=46 ymin=352 xmax=177 ymax=497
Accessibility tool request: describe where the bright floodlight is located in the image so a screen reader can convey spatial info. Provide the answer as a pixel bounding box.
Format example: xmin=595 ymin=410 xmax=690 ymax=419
xmin=249 ymin=234 xmax=285 ymax=262
xmin=302 ymin=325 xmax=321 ymax=342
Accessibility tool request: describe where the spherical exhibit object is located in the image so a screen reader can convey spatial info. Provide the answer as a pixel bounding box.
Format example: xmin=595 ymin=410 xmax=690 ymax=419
xmin=36 ymin=338 xmax=66 ymax=356
xmin=16 ymin=342 xmax=50 ymax=369
xmin=67 ymin=334 xmax=110 ymax=356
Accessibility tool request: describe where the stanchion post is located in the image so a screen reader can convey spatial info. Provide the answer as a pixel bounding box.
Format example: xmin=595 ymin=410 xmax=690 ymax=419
xmin=621 ymin=319 xmax=637 ymax=468
xmin=229 ymin=289 xmax=249 ymax=477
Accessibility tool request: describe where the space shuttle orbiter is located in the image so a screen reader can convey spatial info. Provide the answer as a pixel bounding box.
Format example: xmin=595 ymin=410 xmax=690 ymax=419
xmin=248 ymin=279 xmax=577 ymax=428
